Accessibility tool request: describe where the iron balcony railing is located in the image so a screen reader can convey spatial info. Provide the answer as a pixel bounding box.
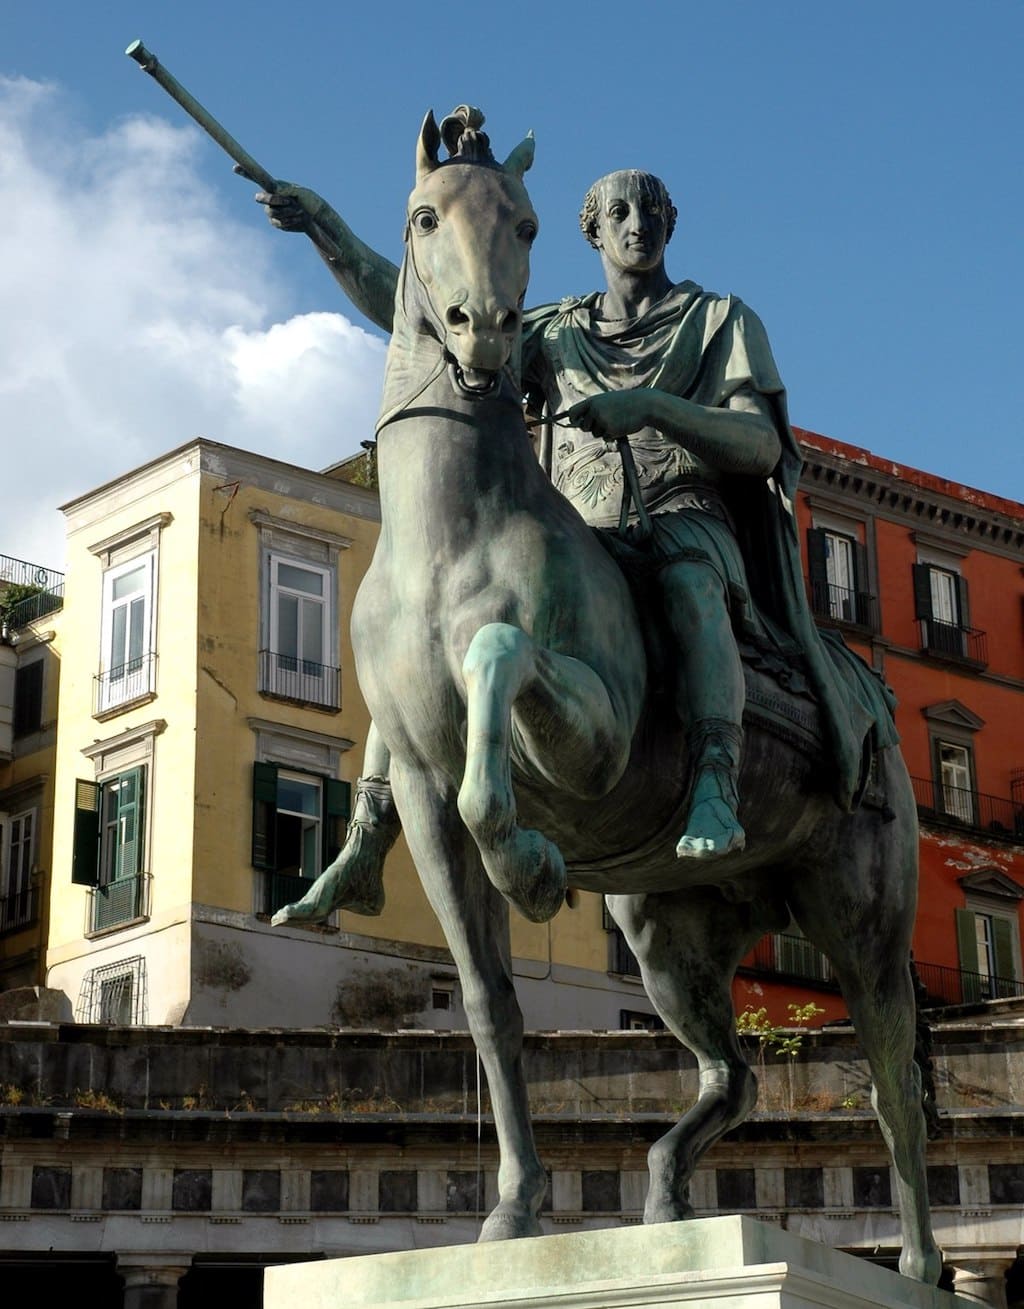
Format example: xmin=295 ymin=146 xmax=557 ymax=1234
xmin=920 ymin=618 xmax=987 ymax=667
xmin=741 ymin=933 xmax=1024 ymax=1009
xmin=89 ymin=873 xmax=151 ymax=933
xmin=809 ymin=579 xmax=878 ymax=631
xmin=914 ymin=958 xmax=1024 ymax=1007
xmin=0 ymin=554 xmax=64 ymax=595
xmin=93 ymin=651 xmax=158 ymax=714
xmin=0 ymin=885 xmax=36 ymax=932
xmin=741 ymin=932 xmax=840 ymax=989
xmin=262 ymin=870 xmax=315 ymax=918
xmin=259 ymin=649 xmax=341 ymax=710
xmin=2 ymin=582 xmax=65 ymax=629
xmin=910 ymin=775 xmax=1024 ymax=842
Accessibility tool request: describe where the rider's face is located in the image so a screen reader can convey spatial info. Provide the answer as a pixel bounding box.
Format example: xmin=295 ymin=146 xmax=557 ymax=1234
xmin=592 ymin=178 xmax=670 ymax=273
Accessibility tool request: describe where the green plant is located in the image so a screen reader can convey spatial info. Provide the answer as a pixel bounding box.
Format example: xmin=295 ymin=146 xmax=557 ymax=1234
xmin=0 ymin=582 xmax=43 ymax=618
xmin=736 ymin=1002 xmax=825 ymax=1059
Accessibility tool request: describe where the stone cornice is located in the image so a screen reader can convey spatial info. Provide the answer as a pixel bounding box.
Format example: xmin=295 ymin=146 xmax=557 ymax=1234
xmin=799 ymin=445 xmax=1024 ymax=558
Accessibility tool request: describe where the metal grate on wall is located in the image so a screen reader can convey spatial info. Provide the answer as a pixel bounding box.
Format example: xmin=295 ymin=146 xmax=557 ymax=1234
xmin=75 ymin=954 xmax=148 ymax=1025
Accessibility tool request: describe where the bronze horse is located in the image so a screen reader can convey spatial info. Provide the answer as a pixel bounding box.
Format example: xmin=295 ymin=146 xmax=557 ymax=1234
xmin=282 ymin=113 xmax=941 ymax=1283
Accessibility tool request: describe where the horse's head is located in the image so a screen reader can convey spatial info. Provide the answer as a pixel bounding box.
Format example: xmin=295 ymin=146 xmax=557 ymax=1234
xmin=403 ymin=106 xmax=537 ymax=397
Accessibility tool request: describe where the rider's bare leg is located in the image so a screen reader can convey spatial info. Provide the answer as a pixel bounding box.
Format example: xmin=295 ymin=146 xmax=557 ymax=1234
xmin=658 ymin=561 xmax=746 ymax=859
xmin=270 ymin=722 xmax=400 ymax=925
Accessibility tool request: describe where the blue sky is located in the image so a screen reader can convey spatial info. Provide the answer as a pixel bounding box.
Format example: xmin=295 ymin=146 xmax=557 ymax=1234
xmin=3 ymin=2 xmax=1022 ymax=566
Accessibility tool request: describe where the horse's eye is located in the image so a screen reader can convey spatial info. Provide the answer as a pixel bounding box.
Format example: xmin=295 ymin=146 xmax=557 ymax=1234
xmin=518 ymin=221 xmax=538 ymax=244
xmin=412 ymin=208 xmax=438 ymax=234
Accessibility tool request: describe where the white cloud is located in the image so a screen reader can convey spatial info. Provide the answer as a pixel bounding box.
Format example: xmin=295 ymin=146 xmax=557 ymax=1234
xmin=0 ymin=76 xmax=386 ymax=571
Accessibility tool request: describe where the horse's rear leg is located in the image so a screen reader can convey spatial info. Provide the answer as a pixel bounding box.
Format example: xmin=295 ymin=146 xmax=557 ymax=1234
xmin=789 ymin=819 xmax=941 ymax=1284
xmin=392 ymin=760 xmax=547 ymax=1241
xmin=607 ymin=888 xmax=760 ymax=1223
xmin=458 ymin=621 xmax=635 ymax=922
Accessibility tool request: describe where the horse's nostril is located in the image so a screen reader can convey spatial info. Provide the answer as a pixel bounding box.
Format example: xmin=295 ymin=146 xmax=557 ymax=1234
xmin=447 ymin=305 xmax=470 ymax=328
xmin=500 ymin=310 xmax=519 ymax=334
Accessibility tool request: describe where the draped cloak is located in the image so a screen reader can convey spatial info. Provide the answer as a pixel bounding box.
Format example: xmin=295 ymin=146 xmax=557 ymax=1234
xmin=521 ymin=281 xmax=897 ymax=811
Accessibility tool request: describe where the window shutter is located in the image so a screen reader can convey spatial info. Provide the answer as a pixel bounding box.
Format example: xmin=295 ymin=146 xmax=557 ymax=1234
xmin=955 ymin=908 xmax=982 ymax=1002
xmin=115 ymin=767 xmax=145 ymax=882
xmin=806 ymin=529 xmax=828 ymax=610
xmin=13 ymin=661 xmax=43 ymax=737
xmin=956 ymin=574 xmax=971 ymax=629
xmin=991 ymin=916 xmax=1017 ymax=996
xmin=601 ymin=899 xmax=614 ymax=931
xmin=72 ymin=779 xmax=101 ymax=887
xmin=912 ymin=564 xmax=934 ymax=620
xmin=853 ymin=542 xmax=872 ymax=626
xmin=251 ymin=762 xmax=278 ymax=871
xmin=323 ymin=778 xmax=352 ymax=866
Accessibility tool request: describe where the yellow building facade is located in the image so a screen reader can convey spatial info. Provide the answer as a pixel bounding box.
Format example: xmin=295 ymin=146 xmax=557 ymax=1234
xmin=36 ymin=439 xmax=636 ymax=1031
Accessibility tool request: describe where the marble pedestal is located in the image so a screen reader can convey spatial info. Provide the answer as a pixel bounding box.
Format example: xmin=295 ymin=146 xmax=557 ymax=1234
xmin=265 ymin=1215 xmax=970 ymax=1309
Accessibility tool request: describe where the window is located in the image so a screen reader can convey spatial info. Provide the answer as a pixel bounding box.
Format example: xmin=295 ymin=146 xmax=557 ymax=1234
xmin=0 ymin=807 xmax=36 ymax=930
xmin=12 ymin=659 xmax=43 ymax=737
xmin=97 ymin=553 xmax=157 ymax=712
xmin=937 ymin=741 xmax=974 ymax=824
xmin=73 ymin=768 xmax=149 ymax=931
xmin=956 ymin=907 xmax=1020 ymax=1001
xmin=807 ymin=527 xmax=873 ymax=627
xmin=913 ymin=562 xmax=985 ymax=665
xmin=75 ymin=954 xmax=148 ymax=1023
xmin=251 ymin=761 xmax=350 ymax=915
xmin=262 ymin=554 xmax=339 ymax=707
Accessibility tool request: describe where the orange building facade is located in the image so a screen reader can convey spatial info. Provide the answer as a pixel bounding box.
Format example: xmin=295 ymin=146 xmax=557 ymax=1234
xmin=736 ymin=430 xmax=1024 ymax=1025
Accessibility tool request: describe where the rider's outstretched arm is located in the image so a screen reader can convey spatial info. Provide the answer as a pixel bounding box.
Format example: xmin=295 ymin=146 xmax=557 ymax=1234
xmin=253 ymin=184 xmax=400 ymax=333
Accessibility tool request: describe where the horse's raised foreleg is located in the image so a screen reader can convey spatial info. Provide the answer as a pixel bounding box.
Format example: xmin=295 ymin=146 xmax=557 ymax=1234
xmin=607 ymin=888 xmax=760 ymax=1223
xmin=392 ymin=759 xmax=547 ymax=1241
xmin=458 ymin=621 xmax=634 ymax=923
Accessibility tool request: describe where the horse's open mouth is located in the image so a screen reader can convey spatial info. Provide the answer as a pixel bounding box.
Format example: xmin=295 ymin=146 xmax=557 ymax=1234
xmin=447 ymin=356 xmax=502 ymax=399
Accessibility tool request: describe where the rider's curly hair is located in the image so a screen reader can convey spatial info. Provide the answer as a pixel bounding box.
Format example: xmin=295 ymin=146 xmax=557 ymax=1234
xmin=579 ymin=170 xmax=677 ymax=249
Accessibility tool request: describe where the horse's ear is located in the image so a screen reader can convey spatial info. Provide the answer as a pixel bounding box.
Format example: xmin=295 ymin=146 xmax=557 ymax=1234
xmin=417 ymin=110 xmax=441 ymax=179
xmin=503 ymin=131 xmax=535 ymax=179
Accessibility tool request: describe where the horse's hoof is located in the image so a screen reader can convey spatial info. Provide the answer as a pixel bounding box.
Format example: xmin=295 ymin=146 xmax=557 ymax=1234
xmin=643 ymin=1201 xmax=695 ymax=1225
xmin=488 ymin=828 xmax=567 ymax=923
xmin=478 ymin=1205 xmax=543 ymax=1242
xmin=898 ymin=1245 xmax=943 ymax=1285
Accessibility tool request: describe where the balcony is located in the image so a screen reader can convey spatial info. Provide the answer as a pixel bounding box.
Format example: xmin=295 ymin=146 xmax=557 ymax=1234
xmin=741 ymin=932 xmax=1024 ymax=1010
xmin=89 ymin=873 xmax=151 ymax=933
xmin=910 ymin=775 xmax=1024 ymax=843
xmin=919 ymin=618 xmax=987 ymax=669
xmin=914 ymin=958 xmax=1024 ymax=1007
xmin=93 ymin=652 xmax=158 ymax=716
xmin=259 ymin=649 xmax=341 ymax=710
xmin=809 ymin=579 xmax=878 ymax=632
xmin=741 ymin=932 xmax=840 ymax=991
xmin=0 ymin=885 xmax=36 ymax=932
xmin=2 ymin=582 xmax=65 ymax=629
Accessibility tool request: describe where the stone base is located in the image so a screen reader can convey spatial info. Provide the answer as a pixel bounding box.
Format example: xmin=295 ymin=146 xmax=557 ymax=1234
xmin=265 ymin=1215 xmax=968 ymax=1309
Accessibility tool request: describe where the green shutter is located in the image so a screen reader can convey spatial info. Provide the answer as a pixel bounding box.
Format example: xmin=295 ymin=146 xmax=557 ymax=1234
xmin=115 ymin=767 xmax=145 ymax=882
xmin=955 ymin=908 xmax=982 ymax=1002
xmin=912 ymin=564 xmax=934 ymax=620
xmin=322 ymin=778 xmax=352 ymax=865
xmin=806 ymin=529 xmax=828 ymax=614
xmin=72 ymin=779 xmax=101 ymax=887
xmin=955 ymin=573 xmax=971 ymax=629
xmin=252 ymin=761 xmax=278 ymax=870
xmin=991 ymin=916 xmax=1017 ymax=998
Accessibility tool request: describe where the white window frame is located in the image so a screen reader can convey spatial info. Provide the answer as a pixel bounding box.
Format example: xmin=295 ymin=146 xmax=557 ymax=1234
xmin=98 ymin=551 xmax=157 ymax=712
xmin=937 ymin=739 xmax=974 ymax=824
xmin=823 ymin=531 xmax=856 ymax=622
xmin=251 ymin=510 xmax=347 ymax=711
xmin=274 ymin=767 xmax=324 ymax=880
xmin=266 ymin=553 xmax=334 ymax=702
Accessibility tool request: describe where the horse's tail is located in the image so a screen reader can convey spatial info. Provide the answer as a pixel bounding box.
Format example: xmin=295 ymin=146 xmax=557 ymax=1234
xmin=909 ymin=957 xmax=942 ymax=1139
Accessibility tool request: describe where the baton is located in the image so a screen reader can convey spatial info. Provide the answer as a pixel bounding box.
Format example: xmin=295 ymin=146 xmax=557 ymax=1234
xmin=125 ymin=39 xmax=342 ymax=258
